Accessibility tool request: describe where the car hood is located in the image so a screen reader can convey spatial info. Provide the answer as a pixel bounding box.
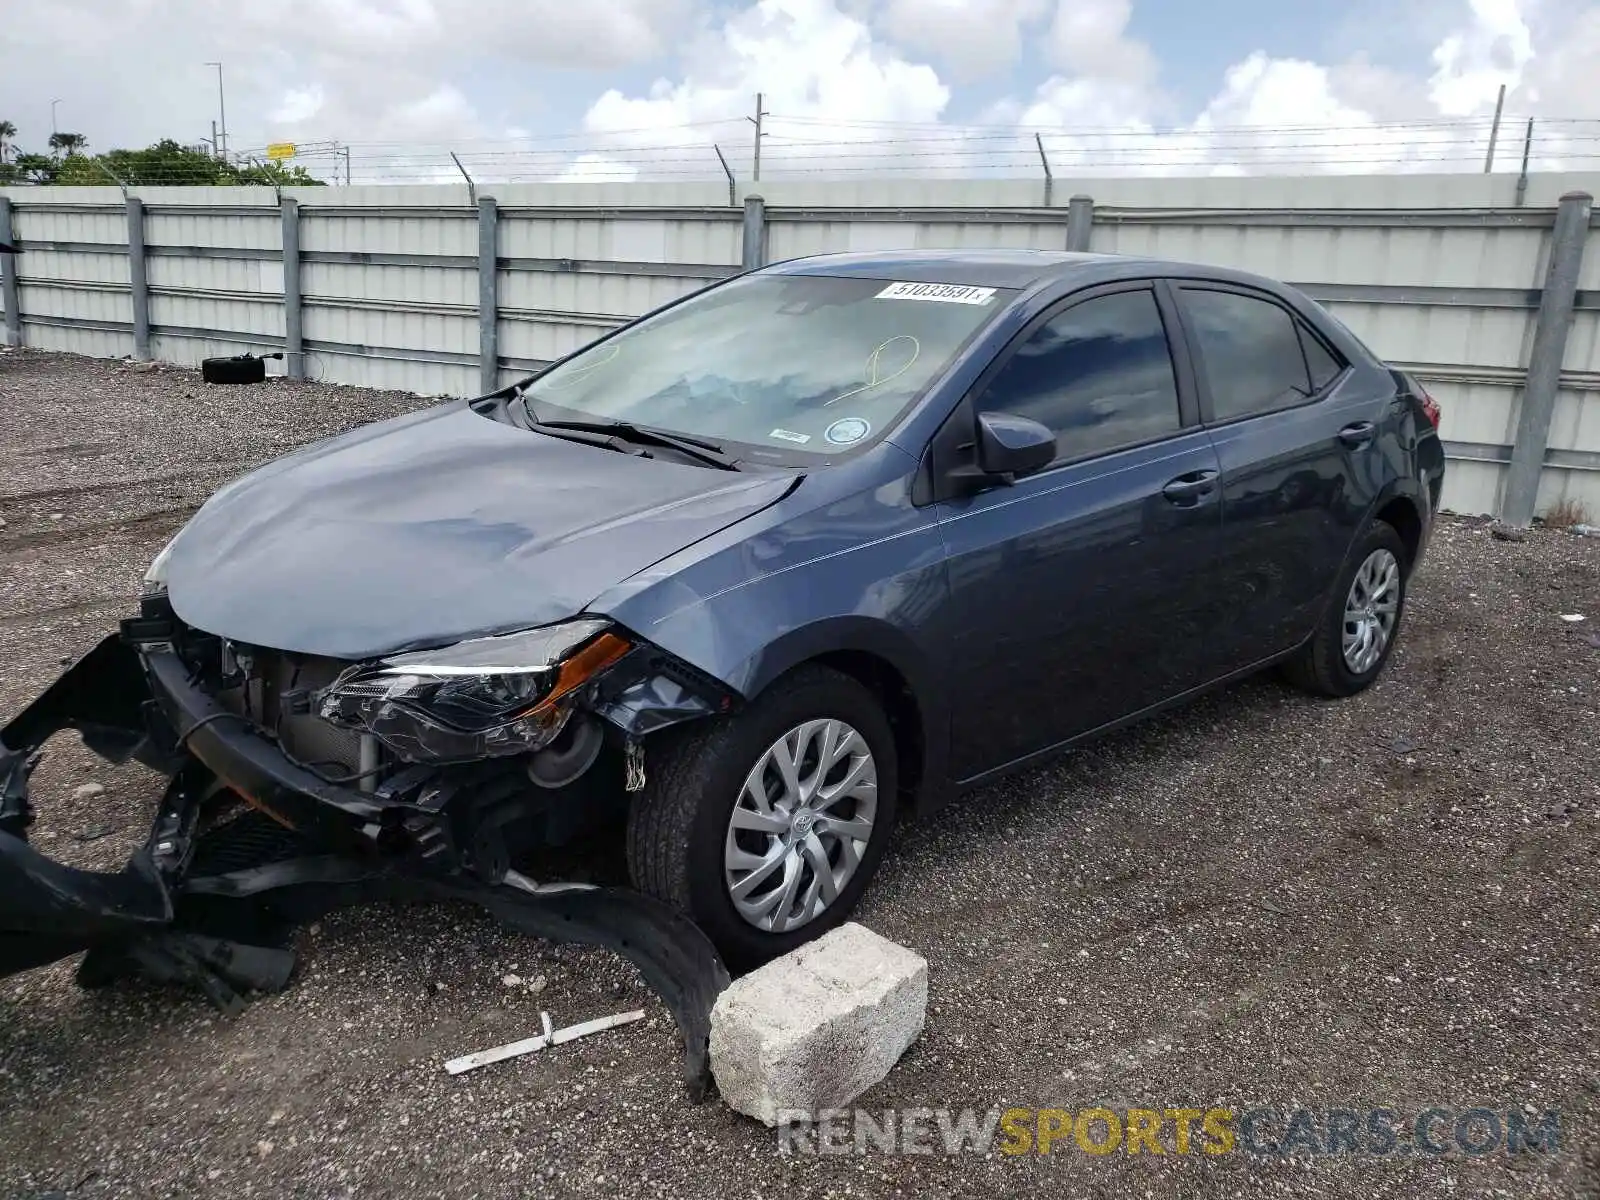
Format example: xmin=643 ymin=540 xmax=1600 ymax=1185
xmin=162 ymin=403 xmax=793 ymax=659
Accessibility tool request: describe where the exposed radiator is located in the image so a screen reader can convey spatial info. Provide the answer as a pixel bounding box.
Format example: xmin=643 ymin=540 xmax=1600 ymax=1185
xmin=215 ymin=648 xmax=380 ymax=789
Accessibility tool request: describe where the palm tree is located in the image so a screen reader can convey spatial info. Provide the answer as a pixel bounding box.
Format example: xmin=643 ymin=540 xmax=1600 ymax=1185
xmin=47 ymin=131 xmax=87 ymax=157
xmin=0 ymin=121 xmax=15 ymax=163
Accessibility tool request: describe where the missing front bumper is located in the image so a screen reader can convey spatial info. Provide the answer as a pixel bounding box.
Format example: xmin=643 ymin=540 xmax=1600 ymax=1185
xmin=0 ymin=625 xmax=730 ymax=1101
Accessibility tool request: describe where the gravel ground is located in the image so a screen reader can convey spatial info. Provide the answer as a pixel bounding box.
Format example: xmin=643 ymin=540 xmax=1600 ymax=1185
xmin=1 ymin=347 xmax=1597 ymax=1200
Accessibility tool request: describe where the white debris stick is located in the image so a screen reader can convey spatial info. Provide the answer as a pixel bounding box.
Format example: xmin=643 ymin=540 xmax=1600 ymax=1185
xmin=1560 ymin=614 xmax=1586 ymax=623
xmin=444 ymin=1009 xmax=646 ymax=1076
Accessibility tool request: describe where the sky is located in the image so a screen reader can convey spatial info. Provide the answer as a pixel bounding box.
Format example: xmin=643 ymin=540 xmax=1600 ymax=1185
xmin=1 ymin=0 xmax=1597 ymax=182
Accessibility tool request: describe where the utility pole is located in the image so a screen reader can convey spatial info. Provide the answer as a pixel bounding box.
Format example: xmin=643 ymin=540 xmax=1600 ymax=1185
xmin=205 ymin=62 xmax=228 ymax=159
xmin=210 ymin=121 xmax=219 ymax=157
xmin=1483 ymin=82 xmax=1506 ymax=173
xmin=747 ymin=92 xmax=768 ymax=182
xmin=343 ymin=145 xmax=352 ymax=185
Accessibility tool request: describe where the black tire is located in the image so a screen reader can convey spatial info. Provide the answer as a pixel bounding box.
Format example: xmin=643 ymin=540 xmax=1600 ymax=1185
xmin=1283 ymin=521 xmax=1409 ymax=697
xmin=201 ymin=355 xmax=266 ymax=385
xmin=625 ymin=664 xmax=898 ymax=971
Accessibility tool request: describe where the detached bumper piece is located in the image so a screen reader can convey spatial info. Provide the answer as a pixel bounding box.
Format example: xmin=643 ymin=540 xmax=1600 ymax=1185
xmin=0 ymin=621 xmax=729 ymax=1101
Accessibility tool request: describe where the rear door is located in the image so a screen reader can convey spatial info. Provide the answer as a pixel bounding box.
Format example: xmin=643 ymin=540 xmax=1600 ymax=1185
xmin=935 ymin=282 xmax=1228 ymax=782
xmin=1171 ymin=284 xmax=1387 ymax=664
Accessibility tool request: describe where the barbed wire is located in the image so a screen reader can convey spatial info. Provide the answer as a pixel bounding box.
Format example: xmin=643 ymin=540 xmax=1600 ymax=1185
xmin=8 ymin=112 xmax=1596 ymax=187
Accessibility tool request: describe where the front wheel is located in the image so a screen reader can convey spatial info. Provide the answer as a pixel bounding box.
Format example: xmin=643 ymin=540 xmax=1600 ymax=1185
xmin=625 ymin=665 xmax=897 ymax=970
xmin=1284 ymin=521 xmax=1408 ymax=697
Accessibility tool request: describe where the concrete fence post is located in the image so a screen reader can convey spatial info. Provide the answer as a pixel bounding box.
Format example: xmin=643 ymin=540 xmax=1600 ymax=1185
xmin=1065 ymin=195 xmax=1094 ymax=252
xmin=742 ymin=194 xmax=767 ymax=271
xmin=477 ymin=195 xmax=499 ymax=396
xmin=126 ymin=197 xmax=151 ymax=361
xmin=0 ymin=197 xmax=19 ymax=348
xmin=1502 ymin=189 xmax=1593 ymax=527
xmin=281 ymin=198 xmax=304 ymax=380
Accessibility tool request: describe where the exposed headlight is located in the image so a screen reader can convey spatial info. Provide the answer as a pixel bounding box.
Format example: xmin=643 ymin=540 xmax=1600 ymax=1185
xmin=317 ymin=618 xmax=631 ymax=763
xmin=143 ymin=534 xmax=178 ymax=593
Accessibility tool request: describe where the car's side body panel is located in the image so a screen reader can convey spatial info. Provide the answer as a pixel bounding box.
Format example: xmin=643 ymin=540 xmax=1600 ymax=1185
xmin=935 ymin=427 xmax=1226 ymax=779
xmin=592 ymin=441 xmax=957 ymax=797
xmin=598 ymin=254 xmax=1438 ymax=808
xmin=1192 ymin=361 xmax=1400 ymax=661
xmin=0 ymin=248 xmax=1449 ymax=1019
xmin=1163 ymin=279 xmax=1426 ymax=662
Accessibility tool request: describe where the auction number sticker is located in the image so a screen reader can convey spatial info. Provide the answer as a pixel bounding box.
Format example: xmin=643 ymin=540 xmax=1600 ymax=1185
xmin=876 ymin=281 xmax=997 ymax=305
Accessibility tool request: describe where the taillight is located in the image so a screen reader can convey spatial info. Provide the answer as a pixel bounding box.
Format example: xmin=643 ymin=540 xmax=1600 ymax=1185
xmin=1419 ymin=388 xmax=1442 ymax=429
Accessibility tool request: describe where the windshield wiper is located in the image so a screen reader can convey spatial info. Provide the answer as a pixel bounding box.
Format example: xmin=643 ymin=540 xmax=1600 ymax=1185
xmin=523 ymin=403 xmax=740 ymax=471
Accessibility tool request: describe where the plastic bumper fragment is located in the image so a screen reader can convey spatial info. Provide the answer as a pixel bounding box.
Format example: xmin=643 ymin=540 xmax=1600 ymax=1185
xmin=0 ymin=626 xmax=730 ymax=1101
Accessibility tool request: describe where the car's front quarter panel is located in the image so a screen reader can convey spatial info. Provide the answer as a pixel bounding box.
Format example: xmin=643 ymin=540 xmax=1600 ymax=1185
xmin=591 ymin=444 xmax=954 ymax=793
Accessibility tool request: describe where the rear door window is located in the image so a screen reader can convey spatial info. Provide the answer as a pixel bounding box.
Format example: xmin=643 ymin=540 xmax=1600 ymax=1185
xmin=976 ymin=288 xmax=1182 ymax=462
xmin=1181 ymin=288 xmax=1324 ymax=422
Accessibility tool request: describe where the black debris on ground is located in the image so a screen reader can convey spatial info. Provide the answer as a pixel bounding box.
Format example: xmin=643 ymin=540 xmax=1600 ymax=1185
xmin=1 ymin=349 xmax=1597 ymax=1199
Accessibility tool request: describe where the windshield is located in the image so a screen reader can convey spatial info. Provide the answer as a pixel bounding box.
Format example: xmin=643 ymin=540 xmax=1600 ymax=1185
xmin=524 ymin=274 xmax=1011 ymax=461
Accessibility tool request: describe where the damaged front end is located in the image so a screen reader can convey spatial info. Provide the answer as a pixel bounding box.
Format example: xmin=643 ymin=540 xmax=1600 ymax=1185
xmin=0 ymin=595 xmax=736 ymax=1100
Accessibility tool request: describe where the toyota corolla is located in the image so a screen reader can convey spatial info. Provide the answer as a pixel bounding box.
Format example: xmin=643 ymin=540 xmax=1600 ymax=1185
xmin=0 ymin=250 xmax=1444 ymax=1087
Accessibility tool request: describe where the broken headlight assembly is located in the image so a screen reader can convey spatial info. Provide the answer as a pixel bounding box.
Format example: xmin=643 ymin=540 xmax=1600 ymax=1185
xmin=316 ymin=618 xmax=631 ymax=763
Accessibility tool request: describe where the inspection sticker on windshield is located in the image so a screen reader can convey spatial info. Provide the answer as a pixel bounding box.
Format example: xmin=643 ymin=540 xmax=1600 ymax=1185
xmin=876 ymin=281 xmax=997 ymax=306
xmin=769 ymin=428 xmax=812 ymax=445
xmin=825 ymin=417 xmax=871 ymax=445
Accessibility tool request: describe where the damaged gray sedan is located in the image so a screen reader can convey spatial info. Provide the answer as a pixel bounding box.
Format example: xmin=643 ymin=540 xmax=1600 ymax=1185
xmin=0 ymin=250 xmax=1444 ymax=1095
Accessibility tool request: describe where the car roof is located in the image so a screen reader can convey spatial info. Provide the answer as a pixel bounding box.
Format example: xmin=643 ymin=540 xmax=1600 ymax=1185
xmin=762 ymin=249 xmax=1282 ymax=294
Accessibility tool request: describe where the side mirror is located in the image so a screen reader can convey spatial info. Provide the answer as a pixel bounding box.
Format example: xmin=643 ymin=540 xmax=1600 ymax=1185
xmin=975 ymin=410 xmax=1055 ymax=480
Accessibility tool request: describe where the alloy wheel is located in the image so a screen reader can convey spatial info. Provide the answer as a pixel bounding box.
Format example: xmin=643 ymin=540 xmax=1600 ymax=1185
xmin=1342 ymin=547 xmax=1401 ymax=674
xmin=722 ymin=718 xmax=879 ymax=933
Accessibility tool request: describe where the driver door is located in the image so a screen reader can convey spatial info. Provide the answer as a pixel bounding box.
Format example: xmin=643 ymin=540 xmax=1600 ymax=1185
xmin=933 ymin=282 xmax=1228 ymax=782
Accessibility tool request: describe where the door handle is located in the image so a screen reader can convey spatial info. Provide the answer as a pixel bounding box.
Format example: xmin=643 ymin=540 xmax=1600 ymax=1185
xmin=1338 ymin=421 xmax=1377 ymax=448
xmin=1162 ymin=469 xmax=1218 ymax=504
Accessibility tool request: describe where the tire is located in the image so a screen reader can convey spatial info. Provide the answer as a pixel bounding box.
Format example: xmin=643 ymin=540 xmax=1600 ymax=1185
xmin=625 ymin=664 xmax=898 ymax=971
xmin=1283 ymin=521 xmax=1409 ymax=698
xmin=201 ymin=354 xmax=266 ymax=385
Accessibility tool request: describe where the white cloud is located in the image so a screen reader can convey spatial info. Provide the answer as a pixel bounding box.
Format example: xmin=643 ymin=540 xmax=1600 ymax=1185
xmin=1520 ymin=0 xmax=1600 ymax=112
xmin=1019 ymin=0 xmax=1570 ymax=178
xmin=556 ymin=152 xmax=642 ymax=183
xmin=1428 ymin=0 xmax=1534 ymax=115
xmin=0 ymin=0 xmax=688 ymax=162
xmin=1044 ymin=0 xmax=1155 ymax=85
xmin=548 ymin=0 xmax=1600 ymax=182
xmin=574 ymin=0 xmax=955 ymax=179
xmin=3 ymin=0 xmax=1594 ymax=186
xmin=270 ymin=86 xmax=326 ymax=126
xmin=878 ymin=0 xmax=1049 ymax=80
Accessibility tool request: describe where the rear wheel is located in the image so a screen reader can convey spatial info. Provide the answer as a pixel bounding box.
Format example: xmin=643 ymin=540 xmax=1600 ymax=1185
xmin=1284 ymin=522 xmax=1408 ymax=697
xmin=625 ymin=665 xmax=897 ymax=970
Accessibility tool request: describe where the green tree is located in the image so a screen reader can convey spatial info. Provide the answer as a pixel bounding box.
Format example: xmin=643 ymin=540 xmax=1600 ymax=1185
xmin=8 ymin=153 xmax=57 ymax=183
xmin=47 ymin=131 xmax=88 ymax=157
xmin=235 ymin=158 xmax=324 ymax=186
xmin=86 ymin=139 xmax=229 ymax=185
xmin=0 ymin=120 xmax=15 ymax=164
xmin=0 ymin=133 xmax=327 ymax=187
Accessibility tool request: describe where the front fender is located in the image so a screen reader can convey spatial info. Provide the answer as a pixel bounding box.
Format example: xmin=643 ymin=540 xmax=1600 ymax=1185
xmin=603 ymin=544 xmax=953 ymax=806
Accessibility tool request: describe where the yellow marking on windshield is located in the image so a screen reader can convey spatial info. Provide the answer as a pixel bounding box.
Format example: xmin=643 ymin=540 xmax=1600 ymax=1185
xmin=539 ymin=342 xmax=622 ymax=391
xmin=825 ymin=335 xmax=921 ymax=407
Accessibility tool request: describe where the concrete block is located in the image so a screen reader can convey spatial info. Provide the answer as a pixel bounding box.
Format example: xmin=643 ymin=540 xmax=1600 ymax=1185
xmin=710 ymin=923 xmax=928 ymax=1126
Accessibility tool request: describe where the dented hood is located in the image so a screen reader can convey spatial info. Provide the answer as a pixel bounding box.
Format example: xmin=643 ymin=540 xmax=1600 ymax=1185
xmin=162 ymin=403 xmax=792 ymax=659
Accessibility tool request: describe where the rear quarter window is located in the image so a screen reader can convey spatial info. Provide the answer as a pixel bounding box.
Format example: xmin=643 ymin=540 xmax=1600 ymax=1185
xmin=1299 ymin=325 xmax=1346 ymax=391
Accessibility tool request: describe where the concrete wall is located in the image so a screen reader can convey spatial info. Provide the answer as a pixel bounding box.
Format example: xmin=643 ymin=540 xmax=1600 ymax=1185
xmin=4 ymin=173 xmax=1598 ymax=519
